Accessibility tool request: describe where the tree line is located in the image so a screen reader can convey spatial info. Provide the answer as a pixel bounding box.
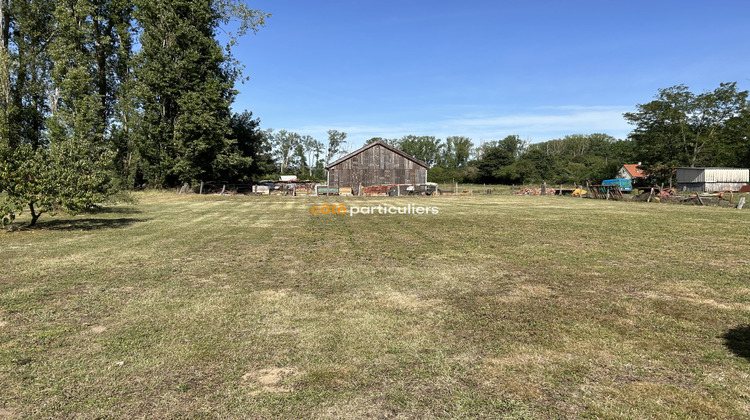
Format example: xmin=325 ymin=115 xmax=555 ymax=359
xmin=364 ymin=133 xmax=634 ymax=185
xmin=265 ymin=83 xmax=749 ymax=186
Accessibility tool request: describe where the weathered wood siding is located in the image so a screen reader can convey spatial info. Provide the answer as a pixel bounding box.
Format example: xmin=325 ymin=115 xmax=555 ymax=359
xmin=328 ymin=144 xmax=427 ymax=188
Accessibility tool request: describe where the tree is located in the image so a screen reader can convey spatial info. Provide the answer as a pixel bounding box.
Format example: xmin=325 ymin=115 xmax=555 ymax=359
xmin=525 ymin=134 xmax=626 ymax=183
xmin=438 ymin=136 xmax=473 ymax=168
xmin=475 ymin=135 xmax=526 ymax=182
xmin=223 ymin=110 xmax=275 ymax=181
xmin=132 ymin=0 xmax=269 ymax=187
xmin=269 ymin=130 xmax=300 ymax=173
xmin=326 ymin=129 xmax=347 ymax=165
xmin=624 ymin=83 xmax=750 ymax=181
xmin=505 ymin=148 xmax=556 ymax=184
xmin=301 ymin=135 xmax=324 ymax=177
xmin=395 ymin=135 xmax=441 ymax=166
xmin=0 ymin=0 xmax=116 ymax=227
xmin=1 ymin=0 xmax=271 ymax=226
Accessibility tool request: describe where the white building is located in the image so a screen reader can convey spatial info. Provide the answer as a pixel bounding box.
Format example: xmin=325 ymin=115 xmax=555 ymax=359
xmin=676 ymin=167 xmax=750 ymax=192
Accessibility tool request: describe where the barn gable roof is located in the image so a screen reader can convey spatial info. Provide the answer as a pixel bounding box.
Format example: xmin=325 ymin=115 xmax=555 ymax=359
xmin=325 ymin=140 xmax=430 ymax=169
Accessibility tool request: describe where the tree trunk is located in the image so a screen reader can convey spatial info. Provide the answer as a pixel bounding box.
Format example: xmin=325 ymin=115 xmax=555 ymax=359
xmin=28 ymin=203 xmax=41 ymax=227
xmin=0 ymin=0 xmax=7 ymax=51
xmin=93 ymin=17 xmax=109 ymax=139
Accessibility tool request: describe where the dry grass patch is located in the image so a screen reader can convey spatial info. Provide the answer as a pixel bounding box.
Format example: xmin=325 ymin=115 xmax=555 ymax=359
xmin=242 ymin=367 xmax=301 ymax=395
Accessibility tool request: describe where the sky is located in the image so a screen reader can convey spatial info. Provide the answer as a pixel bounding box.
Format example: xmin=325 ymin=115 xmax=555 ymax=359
xmin=229 ymin=0 xmax=750 ymax=149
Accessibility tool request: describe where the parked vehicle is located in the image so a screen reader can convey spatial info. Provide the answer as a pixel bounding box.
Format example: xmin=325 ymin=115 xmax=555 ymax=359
xmin=602 ymin=178 xmax=633 ymax=192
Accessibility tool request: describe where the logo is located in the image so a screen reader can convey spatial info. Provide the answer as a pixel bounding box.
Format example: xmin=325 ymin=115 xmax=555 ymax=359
xmin=311 ymin=203 xmax=439 ymax=216
xmin=310 ymin=203 xmax=348 ymax=215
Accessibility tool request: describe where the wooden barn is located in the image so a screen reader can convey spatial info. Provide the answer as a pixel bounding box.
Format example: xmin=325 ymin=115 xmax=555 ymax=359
xmin=325 ymin=141 xmax=429 ymax=190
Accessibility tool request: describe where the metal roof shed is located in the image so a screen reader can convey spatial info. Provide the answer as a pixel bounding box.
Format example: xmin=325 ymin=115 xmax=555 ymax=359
xmin=676 ymin=167 xmax=750 ymax=192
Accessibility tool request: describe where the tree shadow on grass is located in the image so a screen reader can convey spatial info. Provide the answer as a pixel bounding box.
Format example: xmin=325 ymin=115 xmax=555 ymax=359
xmin=29 ymin=216 xmax=150 ymax=231
xmin=85 ymin=206 xmax=142 ymax=215
xmin=722 ymin=325 xmax=750 ymax=360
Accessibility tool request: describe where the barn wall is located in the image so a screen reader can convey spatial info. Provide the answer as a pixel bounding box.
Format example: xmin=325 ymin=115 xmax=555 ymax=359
xmin=328 ymin=144 xmax=427 ymax=188
xmin=676 ymin=168 xmax=705 ymax=183
xmin=677 ymin=182 xmax=748 ymax=192
xmin=676 ymin=168 xmax=749 ymax=192
xmin=676 ymin=168 xmax=750 ymax=183
xmin=703 ymin=168 xmax=749 ymax=183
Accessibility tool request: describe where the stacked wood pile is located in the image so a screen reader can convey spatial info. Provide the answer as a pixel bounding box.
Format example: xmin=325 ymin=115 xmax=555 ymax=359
xmin=362 ymin=186 xmax=389 ymax=195
xmin=513 ymin=188 xmax=556 ymax=196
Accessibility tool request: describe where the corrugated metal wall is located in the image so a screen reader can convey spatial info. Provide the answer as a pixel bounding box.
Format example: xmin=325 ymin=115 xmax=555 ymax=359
xmin=703 ymin=168 xmax=749 ymax=183
xmin=676 ymin=168 xmax=705 ymax=183
xmin=677 ymin=168 xmax=750 ymax=183
xmin=328 ymin=144 xmax=427 ymax=188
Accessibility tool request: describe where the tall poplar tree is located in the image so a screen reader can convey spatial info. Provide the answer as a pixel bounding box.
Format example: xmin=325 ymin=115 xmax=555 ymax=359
xmin=133 ymin=0 xmax=268 ymax=187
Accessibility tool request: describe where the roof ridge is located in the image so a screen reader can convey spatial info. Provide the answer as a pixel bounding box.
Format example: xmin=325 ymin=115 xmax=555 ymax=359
xmin=325 ymin=140 xmax=429 ymax=169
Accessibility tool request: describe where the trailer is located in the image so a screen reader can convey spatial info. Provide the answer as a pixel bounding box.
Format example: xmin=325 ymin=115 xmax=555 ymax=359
xmin=602 ymin=178 xmax=632 ymax=192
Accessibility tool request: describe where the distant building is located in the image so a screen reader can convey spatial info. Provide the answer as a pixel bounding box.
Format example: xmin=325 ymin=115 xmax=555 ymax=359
xmin=618 ymin=163 xmax=649 ymax=182
xmin=676 ymin=167 xmax=750 ymax=192
xmin=325 ymin=141 xmax=429 ymax=190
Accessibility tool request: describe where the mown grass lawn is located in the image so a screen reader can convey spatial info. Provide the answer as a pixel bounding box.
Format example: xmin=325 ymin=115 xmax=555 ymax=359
xmin=2 ymin=192 xmax=750 ymax=418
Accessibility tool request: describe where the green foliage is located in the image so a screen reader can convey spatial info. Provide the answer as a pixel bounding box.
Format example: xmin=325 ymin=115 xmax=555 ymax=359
xmin=624 ymin=83 xmax=750 ymax=183
xmin=392 ymin=135 xmax=441 ymax=166
xmin=0 ymin=139 xmax=115 ymax=227
xmin=267 ymin=129 xmax=300 ymax=174
xmin=1 ymin=0 xmax=272 ymax=226
xmin=133 ymin=0 xmax=235 ymax=186
xmin=475 ymin=136 xmax=527 ymax=182
xmin=0 ymin=0 xmax=123 ymax=227
xmin=211 ymin=110 xmax=275 ymax=182
xmin=425 ymin=165 xmax=479 ymax=184
xmin=471 ymin=134 xmax=635 ymax=185
xmin=442 ymin=136 xmax=473 ymax=168
xmin=326 ymin=129 xmax=347 ymax=166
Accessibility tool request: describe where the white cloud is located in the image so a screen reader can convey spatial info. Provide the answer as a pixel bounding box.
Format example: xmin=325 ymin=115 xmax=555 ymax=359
xmin=273 ymin=105 xmax=635 ymax=149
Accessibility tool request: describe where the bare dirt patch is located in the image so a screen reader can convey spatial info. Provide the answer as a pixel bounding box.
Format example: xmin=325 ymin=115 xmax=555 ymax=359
xmin=242 ymin=367 xmax=299 ymax=395
xmin=90 ymin=326 xmax=107 ymax=334
xmin=0 ymin=408 xmax=17 ymax=418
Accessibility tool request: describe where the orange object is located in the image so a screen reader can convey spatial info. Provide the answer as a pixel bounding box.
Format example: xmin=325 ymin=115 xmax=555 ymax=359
xmin=718 ymin=190 xmax=734 ymax=202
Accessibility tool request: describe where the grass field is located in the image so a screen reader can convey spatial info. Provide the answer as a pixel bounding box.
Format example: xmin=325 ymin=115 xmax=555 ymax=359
xmin=2 ymin=192 xmax=750 ymax=418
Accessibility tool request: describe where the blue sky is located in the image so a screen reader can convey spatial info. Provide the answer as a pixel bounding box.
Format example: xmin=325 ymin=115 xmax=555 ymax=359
xmin=229 ymin=0 xmax=750 ymax=149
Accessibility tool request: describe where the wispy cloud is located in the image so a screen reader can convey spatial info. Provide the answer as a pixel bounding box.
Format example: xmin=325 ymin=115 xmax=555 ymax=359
xmin=444 ymin=105 xmax=634 ymax=138
xmin=277 ymin=105 xmax=635 ymax=148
